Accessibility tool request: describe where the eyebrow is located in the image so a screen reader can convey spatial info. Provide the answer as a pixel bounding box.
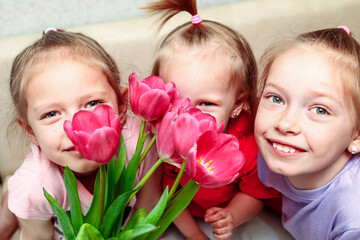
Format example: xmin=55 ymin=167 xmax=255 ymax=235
xmin=33 ymin=90 xmax=109 ymax=112
xmin=264 ymin=82 xmax=343 ymax=106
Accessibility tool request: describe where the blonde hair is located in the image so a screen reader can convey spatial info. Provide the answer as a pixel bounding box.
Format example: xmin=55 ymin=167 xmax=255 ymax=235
xmin=258 ymin=28 xmax=360 ymax=127
xmin=10 ymin=30 xmax=125 ymax=127
xmin=143 ymin=0 xmax=258 ymax=115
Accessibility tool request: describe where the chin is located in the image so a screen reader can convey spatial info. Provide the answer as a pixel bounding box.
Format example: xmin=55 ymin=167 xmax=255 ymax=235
xmin=72 ymin=162 xmax=99 ymax=175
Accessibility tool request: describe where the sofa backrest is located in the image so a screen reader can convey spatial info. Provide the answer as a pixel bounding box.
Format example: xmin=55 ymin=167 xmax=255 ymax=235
xmin=1 ymin=0 xmax=359 ymax=178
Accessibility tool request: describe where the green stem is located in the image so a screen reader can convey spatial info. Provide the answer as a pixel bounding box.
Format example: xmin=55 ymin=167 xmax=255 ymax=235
xmin=96 ymin=164 xmax=106 ymax=229
xmin=168 ymin=159 xmax=186 ymax=201
xmin=136 ymin=120 xmax=146 ymax=149
xmin=128 ymin=158 xmax=163 ymax=203
xmin=138 ymin=134 xmax=156 ymax=167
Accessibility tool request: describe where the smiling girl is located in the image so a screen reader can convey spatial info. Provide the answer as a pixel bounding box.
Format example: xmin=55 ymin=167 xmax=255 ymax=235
xmin=255 ymin=26 xmax=360 ymax=239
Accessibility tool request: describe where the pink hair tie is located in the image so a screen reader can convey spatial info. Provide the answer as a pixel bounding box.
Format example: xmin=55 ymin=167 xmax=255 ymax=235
xmin=44 ymin=27 xmax=57 ymax=34
xmin=191 ymin=13 xmax=202 ymax=24
xmin=337 ymin=25 xmax=350 ymax=35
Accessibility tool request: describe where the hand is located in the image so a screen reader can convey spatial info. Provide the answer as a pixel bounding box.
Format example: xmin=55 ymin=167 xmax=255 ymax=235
xmin=204 ymin=207 xmax=234 ymax=240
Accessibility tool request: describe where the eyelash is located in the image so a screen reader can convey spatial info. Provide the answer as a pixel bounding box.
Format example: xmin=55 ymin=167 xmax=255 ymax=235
xmin=265 ymin=94 xmax=330 ymax=115
xmin=310 ymin=106 xmax=329 ymax=115
xmin=86 ymin=100 xmax=103 ymax=108
xmin=41 ymin=100 xmax=104 ymax=119
xmin=199 ymin=102 xmax=215 ymax=107
xmin=266 ymin=94 xmax=284 ymax=105
xmin=42 ymin=111 xmax=59 ymax=119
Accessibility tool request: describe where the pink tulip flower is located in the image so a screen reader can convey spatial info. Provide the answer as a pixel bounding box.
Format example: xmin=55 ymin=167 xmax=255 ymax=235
xmin=64 ymin=105 xmax=121 ymax=164
xmin=173 ymin=109 xmax=222 ymax=158
xmin=184 ymin=130 xmax=245 ymax=188
xmin=147 ymin=82 xmax=183 ymax=133
xmin=156 ymin=97 xmax=191 ymax=167
xmin=129 ymin=73 xmax=170 ymax=121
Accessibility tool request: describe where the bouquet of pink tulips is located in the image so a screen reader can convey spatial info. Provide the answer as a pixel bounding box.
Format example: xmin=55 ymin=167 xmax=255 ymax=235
xmin=43 ymin=73 xmax=245 ymax=240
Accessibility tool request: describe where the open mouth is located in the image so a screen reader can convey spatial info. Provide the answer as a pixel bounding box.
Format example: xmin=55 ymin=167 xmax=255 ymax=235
xmin=267 ymin=139 xmax=303 ymax=155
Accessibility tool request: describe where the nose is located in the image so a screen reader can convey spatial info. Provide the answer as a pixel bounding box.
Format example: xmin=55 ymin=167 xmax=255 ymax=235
xmin=275 ymin=108 xmax=301 ymax=135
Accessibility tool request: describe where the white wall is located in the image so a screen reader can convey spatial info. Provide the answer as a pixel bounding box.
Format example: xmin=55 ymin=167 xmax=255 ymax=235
xmin=0 ymin=0 xmax=245 ymax=38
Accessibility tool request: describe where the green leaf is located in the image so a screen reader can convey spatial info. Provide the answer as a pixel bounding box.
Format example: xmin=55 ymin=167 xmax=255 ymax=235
xmin=118 ymin=223 xmax=158 ymax=240
xmin=64 ymin=166 xmax=84 ymax=233
xmin=75 ymin=223 xmax=105 ymax=240
xmin=146 ymin=180 xmax=200 ymax=240
xmin=100 ymin=188 xmax=139 ymax=238
xmin=120 ymin=132 xmax=149 ymax=194
xmin=122 ymin=208 xmax=148 ymax=232
xmin=140 ymin=187 xmax=168 ymax=226
xmin=84 ymin=170 xmax=101 ymax=226
xmin=43 ymin=188 xmax=76 ymax=240
xmin=107 ymin=134 xmax=126 ymax=208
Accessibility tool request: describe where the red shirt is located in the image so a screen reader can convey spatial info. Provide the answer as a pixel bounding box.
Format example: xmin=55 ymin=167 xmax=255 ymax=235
xmin=162 ymin=111 xmax=280 ymax=217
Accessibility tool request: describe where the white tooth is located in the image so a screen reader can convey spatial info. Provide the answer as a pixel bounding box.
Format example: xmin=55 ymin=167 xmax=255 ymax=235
xmin=273 ymin=142 xmax=296 ymax=153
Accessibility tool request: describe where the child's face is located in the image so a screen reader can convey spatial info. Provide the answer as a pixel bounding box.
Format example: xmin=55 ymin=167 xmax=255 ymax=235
xmin=159 ymin=49 xmax=240 ymax=131
xmin=255 ymin=48 xmax=359 ymax=189
xmin=24 ymin=58 xmax=120 ymax=174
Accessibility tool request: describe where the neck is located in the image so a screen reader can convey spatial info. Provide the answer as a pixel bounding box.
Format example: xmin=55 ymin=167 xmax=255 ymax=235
xmin=75 ymin=170 xmax=98 ymax=194
xmin=288 ymin=153 xmax=351 ymax=190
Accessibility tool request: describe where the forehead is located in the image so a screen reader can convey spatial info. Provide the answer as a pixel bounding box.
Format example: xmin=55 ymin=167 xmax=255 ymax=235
xmin=269 ymin=48 xmax=343 ymax=89
xmin=161 ymin=52 xmax=233 ymax=95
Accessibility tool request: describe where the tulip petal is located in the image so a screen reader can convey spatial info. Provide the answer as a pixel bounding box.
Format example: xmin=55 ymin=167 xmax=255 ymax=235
xmin=184 ymin=130 xmax=245 ymax=188
xmin=174 ymin=113 xmax=200 ymax=157
xmin=93 ymin=105 xmax=116 ymax=126
xmin=86 ymin=127 xmax=120 ymax=164
xmin=157 ymin=111 xmax=177 ymax=160
xmin=72 ymin=111 xmax=103 ymax=134
xmin=138 ymin=90 xmax=170 ymax=121
xmin=143 ymin=75 xmax=166 ymax=90
xmin=73 ymin=131 xmax=91 ymax=159
xmin=64 ymin=120 xmax=77 ymax=145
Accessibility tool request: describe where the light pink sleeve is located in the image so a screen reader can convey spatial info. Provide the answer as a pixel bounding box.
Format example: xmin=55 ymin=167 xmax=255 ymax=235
xmin=7 ymin=144 xmax=67 ymax=220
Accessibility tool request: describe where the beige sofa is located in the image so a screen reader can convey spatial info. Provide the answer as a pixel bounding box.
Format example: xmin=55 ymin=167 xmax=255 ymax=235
xmin=1 ymin=0 xmax=359 ymax=239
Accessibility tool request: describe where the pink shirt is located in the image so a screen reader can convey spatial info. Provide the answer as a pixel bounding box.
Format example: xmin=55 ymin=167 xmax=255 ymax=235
xmin=8 ymin=116 xmax=158 ymax=238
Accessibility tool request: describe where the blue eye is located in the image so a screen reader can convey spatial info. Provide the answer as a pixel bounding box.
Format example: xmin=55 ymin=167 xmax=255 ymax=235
xmin=310 ymin=107 xmax=328 ymax=115
xmin=86 ymin=101 xmax=101 ymax=108
xmin=268 ymin=95 xmax=284 ymax=105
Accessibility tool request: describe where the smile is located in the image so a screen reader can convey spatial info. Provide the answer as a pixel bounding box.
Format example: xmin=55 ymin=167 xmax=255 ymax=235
xmin=272 ymin=142 xmax=296 ymax=153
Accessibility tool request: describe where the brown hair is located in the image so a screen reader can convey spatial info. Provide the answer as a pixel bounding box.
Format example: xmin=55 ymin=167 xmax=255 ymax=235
xmin=143 ymin=0 xmax=258 ymax=115
xmin=258 ymin=28 xmax=360 ymax=126
xmin=10 ymin=30 xmax=125 ymax=126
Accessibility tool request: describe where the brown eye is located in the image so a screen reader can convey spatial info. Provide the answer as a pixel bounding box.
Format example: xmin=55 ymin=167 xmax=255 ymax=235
xmin=43 ymin=111 xmax=59 ymax=119
xmin=86 ymin=100 xmax=101 ymax=108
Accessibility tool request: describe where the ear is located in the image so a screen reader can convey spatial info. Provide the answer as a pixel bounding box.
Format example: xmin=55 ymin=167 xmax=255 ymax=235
xmin=230 ymin=99 xmax=245 ymax=119
xmin=17 ymin=117 xmax=39 ymax=146
xmin=118 ymin=87 xmax=128 ymax=124
xmin=348 ymin=130 xmax=360 ymax=154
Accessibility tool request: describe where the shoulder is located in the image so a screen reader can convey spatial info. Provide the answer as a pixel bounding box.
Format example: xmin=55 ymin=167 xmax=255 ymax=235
xmin=8 ymin=144 xmax=66 ymax=220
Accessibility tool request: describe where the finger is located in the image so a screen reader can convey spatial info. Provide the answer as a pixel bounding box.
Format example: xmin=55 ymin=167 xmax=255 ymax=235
xmin=205 ymin=207 xmax=222 ymax=217
xmin=205 ymin=212 xmax=223 ymax=223
xmin=211 ymin=217 xmax=233 ymax=229
xmin=206 ymin=208 xmax=232 ymax=223
xmin=214 ymin=230 xmax=233 ymax=240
